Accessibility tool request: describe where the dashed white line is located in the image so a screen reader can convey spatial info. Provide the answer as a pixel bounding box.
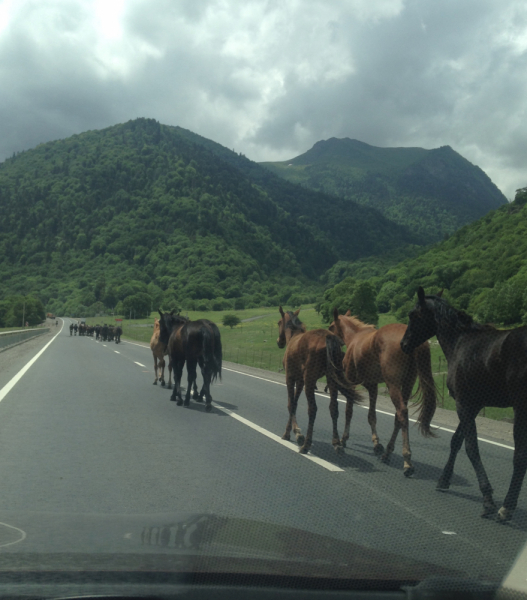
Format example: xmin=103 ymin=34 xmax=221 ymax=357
xmin=114 ymin=351 xmax=120 ymax=354
xmin=134 ymin=361 xmax=146 ymax=367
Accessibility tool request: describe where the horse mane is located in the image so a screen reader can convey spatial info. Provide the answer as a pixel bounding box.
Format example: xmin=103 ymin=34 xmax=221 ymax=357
xmin=428 ymin=296 xmax=495 ymax=332
xmin=342 ymin=314 xmax=376 ymax=331
xmin=285 ymin=311 xmax=306 ymax=333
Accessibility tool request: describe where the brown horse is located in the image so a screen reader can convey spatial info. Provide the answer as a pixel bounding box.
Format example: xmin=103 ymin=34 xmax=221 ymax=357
xmin=277 ymin=307 xmax=361 ymax=454
xmin=150 ymin=318 xmax=172 ymax=387
xmin=329 ymin=309 xmax=437 ymax=477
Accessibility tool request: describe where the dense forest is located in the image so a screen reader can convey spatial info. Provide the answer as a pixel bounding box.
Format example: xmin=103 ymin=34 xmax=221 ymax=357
xmin=0 ymin=118 xmax=420 ymax=317
xmin=325 ymin=187 xmax=527 ymax=326
xmin=261 ymin=138 xmax=507 ymax=242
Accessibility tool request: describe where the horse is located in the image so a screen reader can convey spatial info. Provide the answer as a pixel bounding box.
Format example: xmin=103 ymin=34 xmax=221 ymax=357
xmin=277 ymin=307 xmax=362 ymax=454
xmin=329 ymin=309 xmax=437 ymax=477
xmin=158 ymin=311 xmax=222 ymax=412
xmin=115 ymin=325 xmax=122 ymax=344
xmin=150 ymin=318 xmax=172 ymax=387
xmin=69 ymin=323 xmax=74 ymax=336
xmin=400 ymin=287 xmax=527 ymax=523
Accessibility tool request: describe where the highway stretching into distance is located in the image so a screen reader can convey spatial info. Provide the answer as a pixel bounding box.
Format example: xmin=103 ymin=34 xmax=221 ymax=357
xmin=0 ymin=319 xmax=526 ymax=581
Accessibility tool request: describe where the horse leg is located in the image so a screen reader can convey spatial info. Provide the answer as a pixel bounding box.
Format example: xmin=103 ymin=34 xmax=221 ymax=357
xmin=498 ymin=408 xmax=527 ymax=522
xmin=340 ymin=389 xmax=354 ymax=449
xmin=166 ymin=358 xmax=173 ymax=390
xmin=365 ymin=383 xmax=384 ymax=456
xmin=282 ymin=378 xmax=304 ymax=445
xmin=381 ymin=384 xmax=406 ymax=468
xmin=160 ymin=357 xmax=166 ymax=387
xmin=299 ymin=381 xmax=317 ymax=454
xmin=194 ymin=357 xmax=204 ymax=400
xmin=328 ymin=383 xmax=343 ymax=453
xmin=463 ymin=409 xmax=496 ymax=518
xmin=437 ymin=421 xmax=465 ymax=490
xmin=171 ymin=361 xmax=185 ymax=404
xmin=202 ymin=367 xmax=213 ymax=413
xmin=153 ymin=355 xmax=158 ymax=385
xmin=184 ymin=360 xmax=198 ymax=406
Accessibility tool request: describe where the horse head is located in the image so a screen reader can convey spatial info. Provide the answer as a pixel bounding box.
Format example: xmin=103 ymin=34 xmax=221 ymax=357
xmin=400 ymin=287 xmax=438 ymax=354
xmin=277 ymin=306 xmax=303 ymax=348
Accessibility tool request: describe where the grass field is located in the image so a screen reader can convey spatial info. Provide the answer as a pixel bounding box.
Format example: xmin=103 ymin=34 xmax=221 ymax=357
xmin=81 ymin=307 xmax=513 ymax=422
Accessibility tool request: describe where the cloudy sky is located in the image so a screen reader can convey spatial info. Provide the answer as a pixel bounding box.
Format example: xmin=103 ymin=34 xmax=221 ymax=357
xmin=1 ymin=0 xmax=526 ymax=198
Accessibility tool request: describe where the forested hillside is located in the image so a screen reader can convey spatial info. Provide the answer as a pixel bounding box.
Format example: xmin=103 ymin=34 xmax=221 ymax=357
xmin=369 ymin=187 xmax=527 ymax=325
xmin=261 ymin=138 xmax=507 ymax=242
xmin=0 ymin=119 xmax=419 ymax=317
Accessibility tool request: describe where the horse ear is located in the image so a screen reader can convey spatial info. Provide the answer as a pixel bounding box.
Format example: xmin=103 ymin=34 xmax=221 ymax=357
xmin=294 ymin=308 xmax=301 ymax=316
xmin=170 ymin=309 xmax=175 ymax=315
xmin=333 ymin=307 xmax=340 ymax=323
xmin=279 ymin=306 xmax=285 ymax=318
xmin=345 ymin=309 xmax=351 ymax=317
xmin=417 ymin=287 xmax=426 ymax=305
xmin=437 ymin=289 xmax=444 ymax=298
xmin=158 ymin=309 xmax=164 ymax=318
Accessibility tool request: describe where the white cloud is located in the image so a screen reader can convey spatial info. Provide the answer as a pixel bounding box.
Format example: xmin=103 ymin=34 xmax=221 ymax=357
xmin=0 ymin=0 xmax=526 ymax=198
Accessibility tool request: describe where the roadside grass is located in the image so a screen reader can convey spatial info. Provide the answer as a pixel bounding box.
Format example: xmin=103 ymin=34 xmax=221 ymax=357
xmin=82 ymin=307 xmax=513 ymax=422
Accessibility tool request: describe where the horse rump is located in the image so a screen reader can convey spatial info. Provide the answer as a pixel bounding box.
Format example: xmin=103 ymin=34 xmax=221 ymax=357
xmin=325 ymin=334 xmax=361 ymax=405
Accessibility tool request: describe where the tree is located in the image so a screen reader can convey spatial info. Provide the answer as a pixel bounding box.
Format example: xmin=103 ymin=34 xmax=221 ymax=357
xmin=222 ymin=314 xmax=241 ymax=328
xmin=123 ymin=293 xmax=152 ymax=318
xmin=320 ymin=277 xmax=378 ymax=325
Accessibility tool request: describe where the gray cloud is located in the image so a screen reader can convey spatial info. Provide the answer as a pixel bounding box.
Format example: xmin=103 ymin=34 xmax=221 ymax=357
xmin=0 ymin=0 xmax=525 ymax=198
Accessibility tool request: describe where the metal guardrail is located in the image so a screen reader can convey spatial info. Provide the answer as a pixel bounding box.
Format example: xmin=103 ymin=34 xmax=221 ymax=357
xmin=0 ymin=328 xmax=49 ymax=352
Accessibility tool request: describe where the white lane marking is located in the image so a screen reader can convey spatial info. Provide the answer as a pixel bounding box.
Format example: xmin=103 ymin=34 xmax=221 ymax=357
xmin=122 ymin=340 xmax=150 ymax=349
xmin=222 ymin=367 xmax=515 ymax=451
xmin=0 ymin=323 xmax=64 ymax=404
xmin=442 ymin=531 xmax=457 ymax=535
xmin=114 ymin=351 xmax=120 ymax=354
xmin=213 ymin=402 xmax=344 ymax=472
xmin=0 ymin=522 xmax=27 ymax=548
xmin=134 ymin=362 xmax=146 ymax=367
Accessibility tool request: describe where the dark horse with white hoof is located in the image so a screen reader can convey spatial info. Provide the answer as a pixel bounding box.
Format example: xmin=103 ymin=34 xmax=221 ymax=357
xmin=401 ymin=287 xmax=527 ymax=523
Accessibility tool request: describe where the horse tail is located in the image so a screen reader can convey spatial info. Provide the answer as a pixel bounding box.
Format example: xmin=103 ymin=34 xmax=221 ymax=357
xmin=325 ymin=335 xmax=362 ymax=405
xmin=201 ymin=325 xmax=221 ymax=383
xmin=209 ymin=322 xmax=222 ymax=381
xmin=412 ymin=342 xmax=438 ymax=438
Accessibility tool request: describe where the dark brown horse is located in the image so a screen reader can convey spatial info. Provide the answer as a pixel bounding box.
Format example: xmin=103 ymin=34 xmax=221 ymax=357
xmin=277 ymin=307 xmax=361 ymax=454
xmin=159 ymin=312 xmax=222 ymax=412
xmin=329 ymin=310 xmax=437 ymax=477
xmin=401 ymin=287 xmax=527 ymax=522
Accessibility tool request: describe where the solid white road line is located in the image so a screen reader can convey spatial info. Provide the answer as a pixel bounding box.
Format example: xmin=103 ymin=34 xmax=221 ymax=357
xmin=213 ymin=402 xmax=344 ymax=472
xmin=222 ymin=367 xmax=515 ymax=451
xmin=0 ymin=322 xmax=64 ymax=403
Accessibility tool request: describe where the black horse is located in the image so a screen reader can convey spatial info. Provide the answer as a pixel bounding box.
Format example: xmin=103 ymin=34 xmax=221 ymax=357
xmin=115 ymin=325 xmax=122 ymax=344
xmin=401 ymin=287 xmax=527 ymax=523
xmin=69 ymin=323 xmax=74 ymax=336
xmin=158 ymin=311 xmax=222 ymax=412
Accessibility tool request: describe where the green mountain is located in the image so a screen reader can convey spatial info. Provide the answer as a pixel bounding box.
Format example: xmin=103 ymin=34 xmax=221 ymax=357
xmin=260 ymin=138 xmax=507 ymax=242
xmin=372 ymin=187 xmax=527 ymax=325
xmin=0 ymin=119 xmax=420 ymax=316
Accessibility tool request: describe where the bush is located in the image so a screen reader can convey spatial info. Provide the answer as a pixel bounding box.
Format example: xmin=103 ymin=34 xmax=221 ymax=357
xmin=222 ymin=314 xmax=241 ymax=328
xmin=320 ymin=278 xmax=378 ymax=325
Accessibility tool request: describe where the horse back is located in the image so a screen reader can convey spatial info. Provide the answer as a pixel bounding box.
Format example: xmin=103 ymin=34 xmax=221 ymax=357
xmin=285 ymin=329 xmax=339 ymax=380
xmin=450 ymin=327 xmax=527 ymax=406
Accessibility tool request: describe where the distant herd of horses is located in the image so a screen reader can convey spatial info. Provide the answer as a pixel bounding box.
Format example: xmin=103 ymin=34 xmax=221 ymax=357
xmin=70 ymin=321 xmax=122 ymax=343
xmin=76 ymin=287 xmax=527 ymax=524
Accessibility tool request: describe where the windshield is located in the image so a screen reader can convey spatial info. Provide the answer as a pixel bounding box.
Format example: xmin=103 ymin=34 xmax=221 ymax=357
xmin=0 ymin=1 xmax=526 ymax=598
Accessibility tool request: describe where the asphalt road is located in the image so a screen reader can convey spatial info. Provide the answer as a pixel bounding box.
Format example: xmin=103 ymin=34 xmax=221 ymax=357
xmin=0 ymin=319 xmax=526 ymax=581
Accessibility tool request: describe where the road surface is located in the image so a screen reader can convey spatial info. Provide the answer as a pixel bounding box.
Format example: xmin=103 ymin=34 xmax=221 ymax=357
xmin=0 ymin=319 xmax=525 ymax=581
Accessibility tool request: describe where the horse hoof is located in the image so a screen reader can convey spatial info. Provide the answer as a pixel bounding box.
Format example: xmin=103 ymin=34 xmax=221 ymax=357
xmin=161 ymin=382 xmax=165 ymax=387
xmin=481 ymin=503 xmax=498 ymax=519
xmin=153 ymin=381 xmax=157 ymax=385
xmin=298 ymin=445 xmax=309 ymax=455
xmin=404 ymin=466 xmax=415 ymax=478
xmin=183 ymin=400 xmax=190 ymax=407
xmin=176 ymin=399 xmax=183 ymax=406
xmin=373 ymin=444 xmax=384 ymax=456
xmin=281 ymin=434 xmax=291 ymax=441
xmin=495 ymin=506 xmax=512 ymax=523
xmin=380 ymin=453 xmax=390 ymax=464
xmin=334 ymin=445 xmax=344 ymax=455
xmin=340 ymin=439 xmax=347 ymax=448
xmin=436 ymin=479 xmax=450 ymax=491
xmin=296 ymin=434 xmax=305 ymax=446
xmin=205 ymin=404 xmax=212 ymax=413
